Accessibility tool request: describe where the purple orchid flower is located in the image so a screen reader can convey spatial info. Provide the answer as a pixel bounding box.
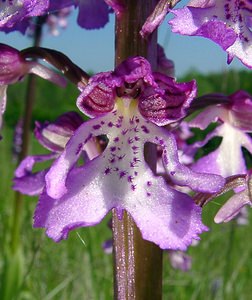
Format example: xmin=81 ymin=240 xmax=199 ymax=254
xmin=169 ymin=0 xmax=252 ymax=68
xmin=34 ymin=56 xmax=225 ymax=250
xmin=0 ymin=0 xmax=49 ymax=30
xmin=13 ymin=111 xmax=98 ymax=196
xmin=0 ymin=43 xmax=66 ymax=129
xmin=190 ymin=90 xmax=252 ymax=177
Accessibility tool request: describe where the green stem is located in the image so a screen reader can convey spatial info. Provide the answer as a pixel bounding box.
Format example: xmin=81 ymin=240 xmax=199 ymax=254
xmin=10 ymin=17 xmax=43 ymax=253
xmin=112 ymin=1 xmax=163 ymax=299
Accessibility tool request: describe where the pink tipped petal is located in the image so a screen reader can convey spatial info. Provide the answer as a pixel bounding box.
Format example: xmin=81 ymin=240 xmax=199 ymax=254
xmin=28 ymin=62 xmax=67 ymax=87
xmin=140 ymin=0 xmax=169 ymax=38
xmin=189 ymin=105 xmax=227 ymax=130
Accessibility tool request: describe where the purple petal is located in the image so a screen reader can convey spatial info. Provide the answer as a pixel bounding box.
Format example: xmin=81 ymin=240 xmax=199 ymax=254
xmin=34 ymin=164 xmax=113 ymax=242
xmin=13 ymin=153 xmax=58 ymax=196
xmin=77 ymin=0 xmax=110 ymax=29
xmin=13 ymin=170 xmax=47 ymax=196
xmin=0 ymin=0 xmax=49 ymax=29
xmin=139 ymin=74 xmax=197 ymax=125
xmin=140 ymin=0 xmax=169 ymax=38
xmin=34 ymin=112 xmax=83 ymax=152
xmin=169 ymin=2 xmax=252 ymax=69
xmin=214 ymin=190 xmax=252 ymax=223
xmin=77 ymin=81 xmax=115 ymax=117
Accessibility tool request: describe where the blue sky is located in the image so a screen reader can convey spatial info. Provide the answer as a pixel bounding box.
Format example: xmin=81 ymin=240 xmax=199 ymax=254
xmin=0 ymin=8 xmax=246 ymax=78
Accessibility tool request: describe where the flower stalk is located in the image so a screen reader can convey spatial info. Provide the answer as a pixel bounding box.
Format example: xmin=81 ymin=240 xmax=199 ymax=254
xmin=112 ymin=1 xmax=163 ymax=299
xmin=11 ymin=16 xmax=44 ymax=253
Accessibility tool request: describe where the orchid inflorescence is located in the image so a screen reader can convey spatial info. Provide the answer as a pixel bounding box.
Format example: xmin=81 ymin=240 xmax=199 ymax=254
xmin=1 ymin=0 xmax=252 ymax=254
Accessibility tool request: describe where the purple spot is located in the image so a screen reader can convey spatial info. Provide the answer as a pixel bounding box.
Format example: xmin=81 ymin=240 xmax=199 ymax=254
xmin=101 ymin=121 xmax=105 ymax=125
xmin=146 ymin=192 xmax=151 ymax=197
xmin=114 ymin=167 xmax=119 ymax=171
xmin=108 ymin=122 xmax=114 ymax=127
xmin=134 ymin=126 xmax=139 ymax=132
xmin=163 ymin=153 xmax=168 ymax=165
xmin=134 ymin=171 xmax=138 ymax=176
xmin=110 ymin=146 xmax=116 ymax=152
xmin=104 ymin=167 xmax=111 ymax=175
xmin=122 ymin=129 xmax=128 ymax=135
xmin=84 ymin=133 xmax=92 ymax=144
xmin=109 ymin=157 xmax=116 ymax=164
xmin=119 ymin=171 xmax=127 ymax=178
xmin=147 ymin=181 xmax=152 ymax=186
xmin=159 ymin=139 xmax=164 ymax=145
xmin=170 ymin=171 xmax=176 ymax=176
xmin=135 ymin=118 xmax=140 ymax=123
xmin=114 ymin=137 xmax=120 ymax=142
xmin=93 ymin=124 xmax=101 ymax=130
xmin=135 ymin=136 xmax=140 ymax=141
xmin=128 ymin=175 xmax=134 ymax=183
xmin=133 ymin=157 xmax=140 ymax=163
xmin=132 ymin=145 xmax=138 ymax=151
xmin=76 ymin=143 xmax=83 ymax=155
xmin=131 ymin=184 xmax=136 ymax=191
xmin=118 ymin=154 xmax=126 ymax=160
xmin=116 ymin=123 xmax=122 ymax=128
xmin=129 ymin=117 xmax=135 ymax=125
xmin=128 ymin=137 xmax=134 ymax=144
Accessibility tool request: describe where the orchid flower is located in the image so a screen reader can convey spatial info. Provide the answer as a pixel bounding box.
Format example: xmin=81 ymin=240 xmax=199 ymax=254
xmin=169 ymin=0 xmax=252 ymax=68
xmin=13 ymin=111 xmax=99 ymax=196
xmin=0 ymin=0 xmax=49 ymax=30
xmin=34 ymin=56 xmax=225 ymax=250
xmin=0 ymin=43 xmax=66 ymax=129
xmin=190 ymin=90 xmax=252 ymax=177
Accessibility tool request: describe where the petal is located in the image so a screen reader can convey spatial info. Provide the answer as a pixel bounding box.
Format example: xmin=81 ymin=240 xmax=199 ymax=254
xmin=139 ymin=74 xmax=197 ymax=125
xmin=126 ymin=173 xmax=208 ymax=250
xmin=0 ymin=0 xmax=49 ymax=29
xmin=36 ymin=147 xmax=207 ymax=249
xmin=45 ymin=114 xmax=112 ymax=199
xmin=77 ymin=0 xmax=110 ymax=29
xmin=147 ymin=126 xmax=225 ymax=192
xmin=192 ymin=124 xmax=249 ymax=177
xmin=34 ymin=163 xmax=112 ymax=241
xmin=140 ymin=0 xmax=169 ymax=38
xmin=214 ymin=190 xmax=252 ymax=223
xmin=13 ymin=170 xmax=47 ymax=196
xmin=34 ymin=112 xmax=83 ymax=152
